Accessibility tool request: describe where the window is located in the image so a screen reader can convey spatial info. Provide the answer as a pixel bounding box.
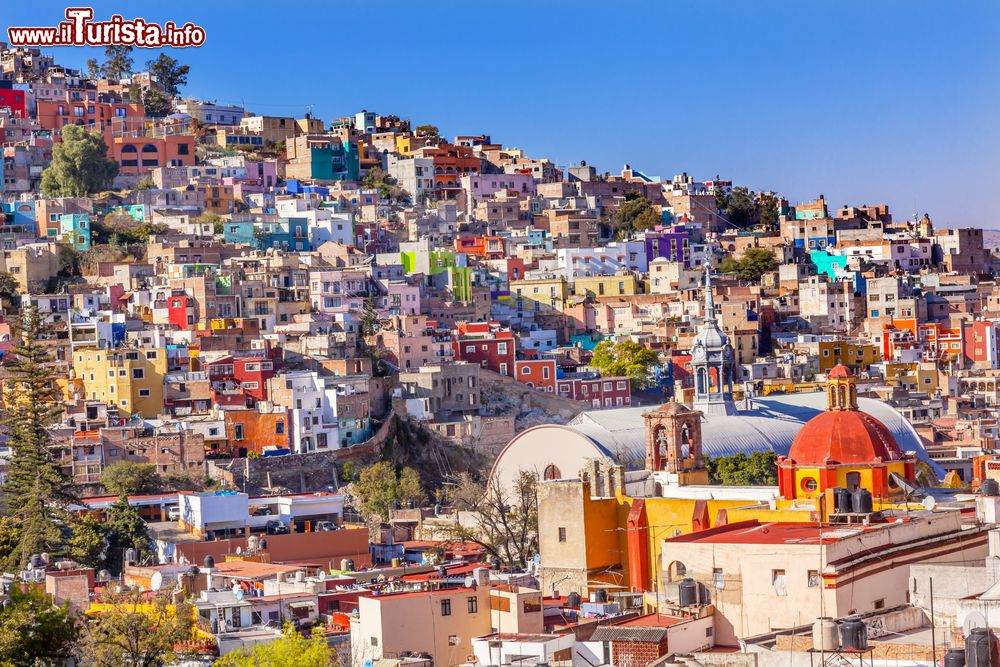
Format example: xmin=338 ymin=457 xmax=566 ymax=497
xmin=132 ymin=368 xmax=144 ymax=379
xmin=145 ymin=351 xmax=157 ymax=359
xmin=713 ymin=567 xmax=725 ymax=589
xmin=523 ymin=597 xmax=542 ymax=613
xmin=138 ymin=389 xmax=151 ymax=397
xmin=772 ymin=569 xmax=787 ymax=596
xmin=467 ymin=596 xmax=478 ymax=613
xmin=276 ymin=422 xmax=285 ymax=434
xmin=808 ymin=570 xmax=821 ymax=587
xmin=874 ymin=598 xmax=885 ymax=610
xmin=234 ymin=424 xmax=244 ymax=440
xmin=558 ymin=527 xmax=567 ymax=542
xmin=440 ymin=599 xmax=451 ymax=616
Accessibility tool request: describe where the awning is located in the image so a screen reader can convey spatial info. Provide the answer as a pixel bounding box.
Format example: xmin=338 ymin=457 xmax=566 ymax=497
xmin=286 ymin=601 xmax=315 ymax=610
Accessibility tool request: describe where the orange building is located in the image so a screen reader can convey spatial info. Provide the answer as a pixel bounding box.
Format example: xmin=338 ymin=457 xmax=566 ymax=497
xmin=514 ymin=358 xmax=557 ymax=393
xmin=454 ymin=235 xmax=505 ymax=258
xmin=111 ymin=135 xmax=195 ymax=175
xmin=36 ymin=95 xmax=145 ymax=147
xmin=194 ymin=182 xmax=236 ymax=215
xmin=414 ymin=143 xmax=482 ymax=198
xmin=223 ymin=409 xmax=290 ymax=457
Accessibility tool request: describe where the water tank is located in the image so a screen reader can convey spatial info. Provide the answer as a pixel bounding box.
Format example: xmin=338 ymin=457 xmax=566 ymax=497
xmin=945 ymin=647 xmax=967 ymax=667
xmin=204 ymin=555 xmax=215 ymax=569
xmin=983 ymin=480 xmax=1000 ymax=497
xmin=965 ymin=627 xmax=997 ymax=667
xmin=678 ymin=578 xmax=700 ymax=606
xmin=391 ymin=557 xmax=401 ymax=568
xmin=124 ymin=548 xmax=138 ymax=565
xmin=438 ymin=565 xmax=448 ymax=577
xmin=812 ymin=617 xmax=840 ymax=651
xmin=341 ymin=559 xmax=355 ymax=572
xmin=852 ymin=488 xmax=874 ymax=514
xmin=834 ymin=488 xmax=853 ymax=514
xmin=839 ymin=615 xmax=868 ymax=650
xmin=259 ymin=539 xmax=268 ymax=551
xmin=566 ymin=592 xmax=581 ymax=608
xmin=29 ymin=554 xmax=42 ymax=568
xmin=593 ymin=588 xmax=609 ymax=604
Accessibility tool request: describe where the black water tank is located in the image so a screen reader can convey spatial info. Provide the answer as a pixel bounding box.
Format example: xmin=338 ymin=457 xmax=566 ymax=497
xmin=966 ymin=627 xmax=997 ymax=667
xmin=852 ymin=488 xmax=874 ymax=514
xmin=593 ymin=588 xmax=609 ymax=604
xmin=438 ymin=565 xmax=447 ymax=577
xmin=945 ymin=647 xmax=967 ymax=667
xmin=834 ymin=488 xmax=853 ymax=514
xmin=566 ymin=592 xmax=581 ymax=608
xmin=839 ymin=615 xmax=868 ymax=650
xmin=983 ymin=480 xmax=1000 ymax=497
xmin=679 ymin=578 xmax=699 ymax=606
xmin=203 ymin=555 xmax=215 ymax=569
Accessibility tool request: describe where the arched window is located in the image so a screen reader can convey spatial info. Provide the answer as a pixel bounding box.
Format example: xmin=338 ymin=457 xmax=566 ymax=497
xmin=120 ymin=143 xmax=138 ymax=167
xmin=696 ymin=368 xmax=708 ymax=394
xmin=838 ymin=385 xmax=847 ymax=409
xmin=141 ymin=143 xmax=159 ymax=167
xmin=543 ymin=464 xmax=561 ymax=481
xmin=849 ymin=385 xmax=857 ymax=408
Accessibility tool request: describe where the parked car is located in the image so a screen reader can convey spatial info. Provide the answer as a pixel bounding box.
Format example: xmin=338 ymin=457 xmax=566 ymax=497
xmin=265 ymin=520 xmax=289 ymax=535
xmin=315 ymin=521 xmax=337 ymax=532
xmin=167 ymin=506 xmax=181 ymax=521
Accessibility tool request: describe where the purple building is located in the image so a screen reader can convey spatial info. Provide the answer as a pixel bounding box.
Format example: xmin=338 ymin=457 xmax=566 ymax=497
xmin=644 ymin=225 xmax=691 ymax=267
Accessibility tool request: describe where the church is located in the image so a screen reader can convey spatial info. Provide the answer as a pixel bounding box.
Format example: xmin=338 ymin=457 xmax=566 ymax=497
xmin=489 ymin=269 xmax=937 ymax=493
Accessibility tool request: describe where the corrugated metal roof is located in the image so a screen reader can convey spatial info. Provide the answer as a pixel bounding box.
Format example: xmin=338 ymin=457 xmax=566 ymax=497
xmin=566 ymin=392 xmax=940 ymax=474
xmin=590 ymin=625 xmax=668 ymax=642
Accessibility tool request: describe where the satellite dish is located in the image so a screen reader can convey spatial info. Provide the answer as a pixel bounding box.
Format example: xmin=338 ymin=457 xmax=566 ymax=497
xmin=891 ymin=472 xmax=921 ymax=498
xmin=922 ymin=496 xmax=937 ymax=512
xmin=150 ymin=571 xmax=163 ymax=591
xmin=234 ymin=588 xmax=244 ymax=601
xmin=235 ymin=546 xmax=243 ymax=555
xmin=317 ymin=570 xmax=327 ymax=581
xmin=964 ymin=611 xmax=988 ymax=636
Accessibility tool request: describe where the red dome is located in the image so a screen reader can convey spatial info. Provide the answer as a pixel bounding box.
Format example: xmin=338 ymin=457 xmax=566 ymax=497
xmin=787 ymin=410 xmax=903 ymax=465
xmin=827 ymin=364 xmax=854 ymax=378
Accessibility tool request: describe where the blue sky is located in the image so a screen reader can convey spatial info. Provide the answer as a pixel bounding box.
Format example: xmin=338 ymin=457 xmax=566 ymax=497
xmin=6 ymin=1 xmax=999 ymax=226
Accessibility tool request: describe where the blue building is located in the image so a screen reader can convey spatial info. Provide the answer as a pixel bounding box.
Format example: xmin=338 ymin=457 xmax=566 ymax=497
xmin=223 ymin=216 xmax=310 ymax=252
xmin=0 ymin=200 xmax=36 ymax=235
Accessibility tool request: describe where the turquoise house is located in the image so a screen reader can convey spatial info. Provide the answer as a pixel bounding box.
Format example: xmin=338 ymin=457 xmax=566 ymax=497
xmin=59 ymin=213 xmax=91 ymax=251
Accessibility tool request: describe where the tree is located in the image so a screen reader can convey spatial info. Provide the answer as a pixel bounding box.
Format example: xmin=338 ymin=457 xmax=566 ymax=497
xmin=716 ymin=185 xmax=757 ymax=228
xmin=41 ymin=125 xmax=119 ymax=197
xmin=415 ymin=124 xmax=439 ymax=137
xmin=141 ymin=86 xmax=173 ymax=118
xmin=145 ymin=54 xmax=189 ymax=97
xmin=100 ymin=45 xmax=134 ymax=80
xmin=75 ymin=590 xmax=195 ymax=667
xmin=447 ymin=471 xmax=538 ymax=568
xmin=66 ymin=513 xmax=108 ymax=570
xmin=135 ymin=177 xmax=155 ymax=190
xmin=708 ymin=452 xmax=777 ymax=486
xmin=362 ymin=167 xmax=407 ymax=202
xmin=86 ymin=58 xmax=101 ymax=80
xmin=359 ymin=294 xmax=380 ymax=337
xmin=101 ymin=461 xmax=160 ymax=497
xmin=0 ymin=308 xmax=74 ymax=570
xmin=214 ymin=624 xmax=333 ymax=667
xmin=718 ymin=247 xmax=778 ymax=283
xmin=611 ymin=191 xmax=662 ymax=239
xmin=758 ymin=193 xmax=780 ymax=231
xmin=105 ymin=494 xmax=152 ymax=573
xmin=0 ymin=586 xmax=78 ymax=667
xmin=0 ymin=272 xmax=19 ymax=310
xmin=351 ymin=461 xmax=424 ymax=524
xmin=590 ymin=339 xmax=661 ymax=389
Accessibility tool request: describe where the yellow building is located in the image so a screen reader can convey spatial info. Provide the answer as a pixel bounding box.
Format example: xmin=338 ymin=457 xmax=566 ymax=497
xmin=817 ymin=340 xmax=881 ymax=372
xmin=70 ymin=347 xmax=168 ymax=418
xmin=572 ymin=273 xmax=641 ymax=299
xmin=511 ymin=275 xmax=569 ymax=313
xmin=395 ymin=135 xmax=412 ymax=155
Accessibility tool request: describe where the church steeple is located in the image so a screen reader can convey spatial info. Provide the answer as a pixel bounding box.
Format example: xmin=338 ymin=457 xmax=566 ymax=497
xmin=690 ymin=262 xmax=737 ymax=417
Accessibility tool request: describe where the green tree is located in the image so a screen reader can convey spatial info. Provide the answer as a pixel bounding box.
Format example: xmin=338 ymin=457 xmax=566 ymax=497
xmin=214 ymin=624 xmax=332 ymax=667
xmin=589 ymin=339 xmax=661 ymax=389
xmin=0 ymin=586 xmax=78 ymax=667
xmin=74 ymin=590 xmax=194 ymax=667
xmin=611 ymin=191 xmax=662 ymax=239
xmin=127 ymin=81 xmax=142 ymax=104
xmin=716 ymin=185 xmax=757 ymax=228
xmin=362 ymin=167 xmax=407 ymax=202
xmin=718 ymin=247 xmax=778 ymax=283
xmin=66 ymin=513 xmax=108 ymax=570
xmin=100 ymin=45 xmax=134 ymax=80
xmin=0 ymin=272 xmax=19 ymax=310
xmin=708 ymin=452 xmax=777 ymax=486
xmin=351 ymin=462 xmax=424 ymax=524
xmin=145 ymin=54 xmax=189 ymax=97
xmin=105 ymin=495 xmax=152 ymax=573
xmin=101 ymin=461 xmax=160 ymax=496
xmin=415 ymin=124 xmax=439 ymax=137
xmin=86 ymin=58 xmax=101 ymax=80
xmin=41 ymin=125 xmax=119 ymax=197
xmin=758 ymin=193 xmax=780 ymax=230
xmin=359 ymin=294 xmax=380 ymax=337
xmin=447 ymin=471 xmax=538 ymax=568
xmin=141 ymin=86 xmax=173 ymax=118
xmin=135 ymin=177 xmax=155 ymax=190
xmin=0 ymin=308 xmax=74 ymax=570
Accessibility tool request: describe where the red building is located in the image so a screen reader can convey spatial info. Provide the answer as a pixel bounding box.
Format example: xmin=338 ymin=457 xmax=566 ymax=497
xmin=167 ymin=294 xmax=197 ymax=330
xmin=514 ymin=358 xmax=557 ymax=393
xmin=556 ymin=372 xmax=632 ymax=408
xmin=0 ymin=82 xmax=26 ymax=118
xmin=414 ymin=143 xmax=482 ymax=199
xmin=452 ymin=321 xmax=516 ymax=377
xmin=962 ymin=321 xmax=1000 ymax=369
xmin=454 ymin=235 xmax=505 ymax=259
xmin=207 ymin=348 xmax=280 ymax=405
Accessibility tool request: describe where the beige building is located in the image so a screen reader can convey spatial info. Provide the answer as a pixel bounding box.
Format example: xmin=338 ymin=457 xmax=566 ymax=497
xmin=0 ymin=242 xmax=60 ymax=291
xmin=663 ymin=511 xmax=990 ymax=645
xmin=351 ymin=584 xmax=492 ymax=665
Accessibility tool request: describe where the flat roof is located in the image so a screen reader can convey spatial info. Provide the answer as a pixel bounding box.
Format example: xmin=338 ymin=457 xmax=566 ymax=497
xmin=666 ymin=520 xmax=871 ymax=545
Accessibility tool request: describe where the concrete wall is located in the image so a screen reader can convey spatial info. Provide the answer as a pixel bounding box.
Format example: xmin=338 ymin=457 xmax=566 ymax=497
xmin=175 ymin=527 xmax=371 ymax=571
